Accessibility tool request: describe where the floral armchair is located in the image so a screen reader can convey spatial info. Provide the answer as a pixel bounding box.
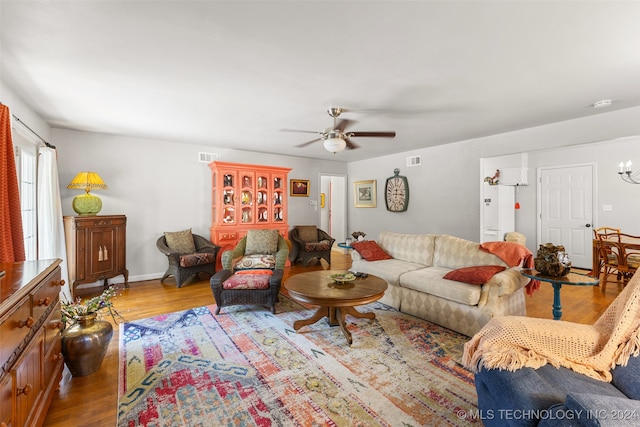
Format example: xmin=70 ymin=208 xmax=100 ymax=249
xmin=211 ymin=229 xmax=288 ymax=314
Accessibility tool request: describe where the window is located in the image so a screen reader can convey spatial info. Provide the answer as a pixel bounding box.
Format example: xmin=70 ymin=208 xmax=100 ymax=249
xmin=13 ymin=130 xmax=38 ymax=260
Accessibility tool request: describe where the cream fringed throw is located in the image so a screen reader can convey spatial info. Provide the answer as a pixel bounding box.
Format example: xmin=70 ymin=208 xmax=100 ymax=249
xmin=462 ymin=270 xmax=640 ymax=382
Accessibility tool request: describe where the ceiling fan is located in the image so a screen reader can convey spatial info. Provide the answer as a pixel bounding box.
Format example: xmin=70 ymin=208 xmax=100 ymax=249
xmin=281 ymin=107 xmax=396 ymax=153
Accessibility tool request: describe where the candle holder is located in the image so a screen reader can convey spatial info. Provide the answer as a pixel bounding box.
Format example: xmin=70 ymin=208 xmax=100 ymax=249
xmin=618 ymin=160 xmax=640 ymax=184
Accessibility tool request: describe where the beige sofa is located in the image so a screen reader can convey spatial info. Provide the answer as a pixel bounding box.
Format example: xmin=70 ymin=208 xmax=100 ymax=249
xmin=350 ymin=232 xmax=529 ymax=337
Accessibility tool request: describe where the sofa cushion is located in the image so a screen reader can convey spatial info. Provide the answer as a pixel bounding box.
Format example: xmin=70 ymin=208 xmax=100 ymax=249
xmin=433 ymin=235 xmax=506 ymax=269
xmin=400 ymin=266 xmax=482 ymax=306
xmin=245 ymin=229 xmax=279 ymax=255
xmin=377 ymin=232 xmax=436 ymax=266
xmin=179 ymin=252 xmax=215 ymax=267
xmin=474 ymin=364 xmax=628 ymax=427
xmin=304 ymin=240 xmax=331 ymax=252
xmin=351 ymin=258 xmax=424 ymax=287
xmin=234 ymin=254 xmax=276 ymax=270
xmin=611 ymin=354 xmax=640 ymax=399
xmin=164 ymin=229 xmax=196 ymax=254
xmin=351 ymin=240 xmax=393 ymax=261
xmin=559 ymin=393 xmax=640 ymax=427
xmin=296 ymin=225 xmax=318 ymax=243
xmin=444 ymin=265 xmax=507 ymax=285
xmin=223 ymin=272 xmax=271 ymax=290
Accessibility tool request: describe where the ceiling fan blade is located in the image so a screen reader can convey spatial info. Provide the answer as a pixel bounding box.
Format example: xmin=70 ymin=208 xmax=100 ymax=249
xmin=349 ymin=131 xmax=396 ymax=138
xmin=280 ymin=128 xmax=320 ymax=134
xmin=295 ymin=138 xmax=322 ymax=148
xmin=334 ymin=118 xmax=356 ymax=132
xmin=344 ymin=138 xmax=360 ymax=150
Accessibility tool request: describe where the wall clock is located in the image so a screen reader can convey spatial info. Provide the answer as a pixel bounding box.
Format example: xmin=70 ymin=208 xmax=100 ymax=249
xmin=385 ymin=168 xmax=409 ymax=212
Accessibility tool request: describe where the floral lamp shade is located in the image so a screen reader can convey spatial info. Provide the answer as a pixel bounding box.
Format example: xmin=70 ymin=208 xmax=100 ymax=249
xmin=67 ymin=172 xmax=108 ymax=215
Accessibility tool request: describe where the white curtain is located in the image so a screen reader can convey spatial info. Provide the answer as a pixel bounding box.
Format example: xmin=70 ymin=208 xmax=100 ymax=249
xmin=38 ymin=147 xmax=71 ymax=300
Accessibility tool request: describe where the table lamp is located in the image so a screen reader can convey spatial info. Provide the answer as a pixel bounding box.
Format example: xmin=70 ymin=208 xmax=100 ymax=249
xmin=67 ymin=172 xmax=108 ymax=215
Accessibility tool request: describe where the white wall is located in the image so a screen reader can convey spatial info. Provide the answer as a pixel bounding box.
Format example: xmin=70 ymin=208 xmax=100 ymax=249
xmin=347 ymin=107 xmax=640 ymax=254
xmin=52 ymin=129 xmax=347 ymax=282
xmin=1 ymin=82 xmax=51 ymax=142
xmin=348 ymin=139 xmax=482 ymax=241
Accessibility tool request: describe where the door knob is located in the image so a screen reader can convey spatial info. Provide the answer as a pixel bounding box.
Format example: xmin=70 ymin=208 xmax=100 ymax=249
xmin=586 ymin=224 xmax=591 ymax=228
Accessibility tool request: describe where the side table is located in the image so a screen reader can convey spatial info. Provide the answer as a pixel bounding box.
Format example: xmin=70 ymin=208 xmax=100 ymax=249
xmin=520 ymin=268 xmax=599 ymax=320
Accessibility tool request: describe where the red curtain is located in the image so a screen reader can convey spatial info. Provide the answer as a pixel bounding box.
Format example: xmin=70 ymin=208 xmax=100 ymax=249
xmin=0 ymin=104 xmax=25 ymax=262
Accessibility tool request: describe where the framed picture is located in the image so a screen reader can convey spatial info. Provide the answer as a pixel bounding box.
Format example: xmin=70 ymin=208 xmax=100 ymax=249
xmin=290 ymin=179 xmax=310 ymax=197
xmin=354 ymin=180 xmax=376 ymax=208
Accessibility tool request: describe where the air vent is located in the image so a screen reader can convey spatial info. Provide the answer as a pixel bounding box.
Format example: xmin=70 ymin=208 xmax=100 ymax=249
xmin=199 ymin=152 xmax=218 ymax=163
xmin=406 ymin=155 xmax=421 ymax=167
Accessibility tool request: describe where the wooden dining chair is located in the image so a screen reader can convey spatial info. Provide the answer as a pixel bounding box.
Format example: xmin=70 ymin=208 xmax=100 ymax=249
xmin=593 ymin=227 xmax=622 ymax=250
xmin=598 ymin=239 xmax=640 ymax=292
xmin=593 ymin=227 xmax=622 ymax=283
xmin=618 ymin=233 xmax=640 ymax=278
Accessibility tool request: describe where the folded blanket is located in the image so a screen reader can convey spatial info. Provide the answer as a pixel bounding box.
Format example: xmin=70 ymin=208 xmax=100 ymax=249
xmin=463 ymin=270 xmax=640 ymax=381
xmin=480 ymin=241 xmax=539 ymax=295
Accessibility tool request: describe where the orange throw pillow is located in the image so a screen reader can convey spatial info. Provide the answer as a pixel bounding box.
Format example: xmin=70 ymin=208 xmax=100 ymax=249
xmin=443 ymin=266 xmax=506 ymax=285
xmin=351 ymin=241 xmax=393 ymax=261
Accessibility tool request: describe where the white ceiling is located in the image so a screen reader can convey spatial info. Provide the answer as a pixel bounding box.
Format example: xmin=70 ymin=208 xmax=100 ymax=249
xmin=2 ymin=1 xmax=640 ymax=162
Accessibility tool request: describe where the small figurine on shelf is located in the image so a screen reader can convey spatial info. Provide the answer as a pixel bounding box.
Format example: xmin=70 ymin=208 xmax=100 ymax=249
xmin=351 ymin=231 xmax=366 ymax=241
xmin=484 ymin=169 xmax=500 ymax=186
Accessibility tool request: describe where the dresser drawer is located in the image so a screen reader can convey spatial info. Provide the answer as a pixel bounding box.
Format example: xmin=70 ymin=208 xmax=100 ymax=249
xmin=217 ymin=231 xmax=238 ymax=241
xmin=0 ymin=372 xmax=14 ymax=426
xmin=43 ymin=302 xmax=63 ymax=354
xmin=31 ymin=269 xmax=62 ymax=322
xmin=43 ymin=332 xmax=63 ymax=388
xmin=0 ymin=296 xmax=32 ymax=372
xmin=73 ymin=215 xmax=126 ymax=229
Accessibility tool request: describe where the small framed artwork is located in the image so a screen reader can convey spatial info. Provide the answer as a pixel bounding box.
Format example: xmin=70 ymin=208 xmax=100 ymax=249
xmin=354 ymin=180 xmax=377 ymax=208
xmin=290 ymin=179 xmax=310 ymax=197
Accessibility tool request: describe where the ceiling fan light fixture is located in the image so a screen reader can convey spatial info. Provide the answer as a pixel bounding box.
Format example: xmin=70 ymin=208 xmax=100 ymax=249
xmin=324 ymin=136 xmax=346 ymax=153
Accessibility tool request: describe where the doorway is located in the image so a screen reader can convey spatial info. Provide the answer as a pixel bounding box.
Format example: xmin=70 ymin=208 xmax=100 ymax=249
xmin=538 ymin=164 xmax=595 ymax=269
xmin=319 ymin=174 xmax=347 ymax=245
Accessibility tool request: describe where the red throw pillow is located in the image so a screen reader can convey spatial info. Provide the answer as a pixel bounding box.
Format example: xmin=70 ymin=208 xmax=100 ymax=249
xmin=351 ymin=240 xmax=393 ymax=261
xmin=443 ymin=266 xmax=506 ymax=285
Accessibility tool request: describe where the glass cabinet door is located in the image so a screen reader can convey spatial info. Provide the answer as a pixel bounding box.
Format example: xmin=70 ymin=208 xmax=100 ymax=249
xmin=240 ymin=172 xmax=254 ymax=224
xmin=256 ymin=173 xmax=269 ymax=223
xmin=222 ymin=172 xmax=236 ymax=224
xmin=273 ymin=175 xmax=285 ymax=223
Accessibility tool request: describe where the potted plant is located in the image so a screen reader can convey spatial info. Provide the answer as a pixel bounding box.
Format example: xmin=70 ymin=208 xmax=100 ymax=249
xmin=351 ymin=231 xmax=366 ymax=241
xmin=60 ymin=286 xmax=124 ymax=377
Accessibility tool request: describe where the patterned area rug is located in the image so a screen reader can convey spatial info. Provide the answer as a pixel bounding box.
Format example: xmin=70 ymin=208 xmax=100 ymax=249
xmin=118 ymin=297 xmax=479 ymax=426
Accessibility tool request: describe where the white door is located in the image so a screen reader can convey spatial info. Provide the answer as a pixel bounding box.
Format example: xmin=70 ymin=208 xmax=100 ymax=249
xmin=539 ymin=165 xmax=594 ymax=269
xmin=320 ymin=174 xmax=347 ymax=245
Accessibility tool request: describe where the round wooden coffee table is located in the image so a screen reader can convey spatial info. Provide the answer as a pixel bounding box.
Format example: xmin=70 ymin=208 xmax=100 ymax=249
xmin=284 ymin=271 xmax=387 ymax=345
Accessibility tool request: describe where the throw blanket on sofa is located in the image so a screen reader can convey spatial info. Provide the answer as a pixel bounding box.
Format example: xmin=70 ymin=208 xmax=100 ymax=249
xmin=479 ymin=241 xmax=539 ymax=295
xmin=462 ymin=270 xmax=640 ymax=382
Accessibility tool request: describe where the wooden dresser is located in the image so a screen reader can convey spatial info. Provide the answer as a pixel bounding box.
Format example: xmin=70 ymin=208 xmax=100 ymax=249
xmin=0 ymin=259 xmax=64 ymax=427
xmin=63 ymin=215 xmax=128 ymax=298
xmin=209 ymin=161 xmax=291 ymax=268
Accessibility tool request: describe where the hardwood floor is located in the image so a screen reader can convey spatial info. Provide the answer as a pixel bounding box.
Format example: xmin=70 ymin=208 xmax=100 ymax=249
xmin=43 ymin=252 xmax=622 ymax=426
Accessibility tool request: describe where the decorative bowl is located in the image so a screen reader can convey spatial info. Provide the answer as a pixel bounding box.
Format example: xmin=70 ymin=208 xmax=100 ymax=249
xmin=330 ymin=273 xmax=356 ymax=283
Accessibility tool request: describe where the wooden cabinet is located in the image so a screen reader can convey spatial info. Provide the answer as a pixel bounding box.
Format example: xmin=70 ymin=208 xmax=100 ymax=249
xmin=0 ymin=259 xmax=64 ymax=427
xmin=63 ymin=215 xmax=128 ymax=298
xmin=209 ymin=162 xmax=291 ymax=266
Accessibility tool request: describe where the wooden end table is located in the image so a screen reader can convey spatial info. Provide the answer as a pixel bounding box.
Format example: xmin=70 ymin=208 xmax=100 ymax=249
xmin=284 ymin=271 xmax=387 ymax=345
xmin=520 ymin=268 xmax=599 ymax=320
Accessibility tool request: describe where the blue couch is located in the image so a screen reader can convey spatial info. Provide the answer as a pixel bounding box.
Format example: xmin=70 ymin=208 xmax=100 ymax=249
xmin=473 ymin=353 xmax=640 ymax=426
